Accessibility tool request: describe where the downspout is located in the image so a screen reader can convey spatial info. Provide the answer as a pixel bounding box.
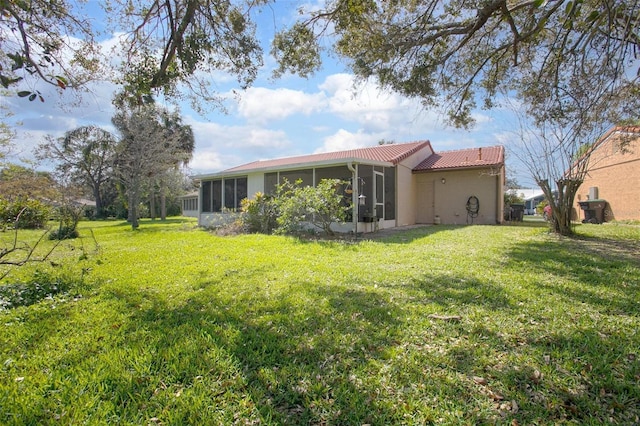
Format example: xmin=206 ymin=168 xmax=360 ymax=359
xmin=347 ymin=162 xmax=357 ymax=234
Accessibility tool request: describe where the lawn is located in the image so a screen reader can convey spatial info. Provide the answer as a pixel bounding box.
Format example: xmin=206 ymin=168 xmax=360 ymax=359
xmin=1 ymin=219 xmax=638 ymax=425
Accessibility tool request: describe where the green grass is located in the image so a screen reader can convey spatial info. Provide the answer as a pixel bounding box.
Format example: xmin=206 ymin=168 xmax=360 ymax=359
xmin=1 ymin=218 xmax=639 ymax=425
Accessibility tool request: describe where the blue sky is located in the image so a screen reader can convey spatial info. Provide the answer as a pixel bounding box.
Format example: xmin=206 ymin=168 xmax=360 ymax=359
xmin=0 ymin=1 xmax=536 ymax=187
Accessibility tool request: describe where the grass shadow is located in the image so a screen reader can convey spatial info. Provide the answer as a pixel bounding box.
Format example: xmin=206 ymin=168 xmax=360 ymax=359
xmin=92 ymin=279 xmax=409 ymax=424
xmin=505 ymin=236 xmax=639 ymax=314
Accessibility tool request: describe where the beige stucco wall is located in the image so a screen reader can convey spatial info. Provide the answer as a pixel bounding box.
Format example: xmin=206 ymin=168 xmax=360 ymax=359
xmin=415 ymin=168 xmax=504 ymax=225
xmin=577 ymin=133 xmax=640 ymax=221
xmin=247 ymin=172 xmax=264 ymax=198
xmin=395 ymin=144 xmax=435 ymax=227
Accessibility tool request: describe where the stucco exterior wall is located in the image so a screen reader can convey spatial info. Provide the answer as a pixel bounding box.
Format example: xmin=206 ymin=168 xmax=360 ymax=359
xmin=577 ymin=133 xmax=640 ymax=221
xmin=247 ymin=172 xmax=264 ymax=199
xmin=415 ymin=168 xmax=503 ymax=225
xmin=395 ymin=144 xmax=435 ymax=227
xmin=396 ymin=164 xmax=417 ymax=226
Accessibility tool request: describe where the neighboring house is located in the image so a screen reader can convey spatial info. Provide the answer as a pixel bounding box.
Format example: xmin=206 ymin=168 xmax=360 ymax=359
xmin=180 ymin=192 xmax=199 ymax=218
xmin=514 ymin=189 xmax=546 ymax=215
xmin=576 ymin=126 xmax=640 ymax=222
xmin=193 ymin=141 xmax=505 ymax=232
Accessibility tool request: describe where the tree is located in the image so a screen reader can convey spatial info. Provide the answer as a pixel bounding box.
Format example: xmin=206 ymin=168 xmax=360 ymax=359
xmin=1 ymin=0 xmax=264 ymax=107
xmin=145 ymin=111 xmax=194 ymax=220
xmin=0 ymin=163 xmax=59 ymax=201
xmin=113 ymin=0 xmax=263 ymax=107
xmin=274 ymin=0 xmax=640 ymax=235
xmin=112 ymin=103 xmax=193 ymax=229
xmin=0 ymin=0 xmax=100 ymax=98
xmin=511 ymin=102 xmax=610 ymax=235
xmin=273 ymin=0 xmax=640 ymax=128
xmin=36 ymin=126 xmax=117 ymax=218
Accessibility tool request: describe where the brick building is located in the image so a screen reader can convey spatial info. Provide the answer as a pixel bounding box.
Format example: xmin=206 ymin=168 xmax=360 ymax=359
xmin=576 ymin=126 xmax=640 ymax=222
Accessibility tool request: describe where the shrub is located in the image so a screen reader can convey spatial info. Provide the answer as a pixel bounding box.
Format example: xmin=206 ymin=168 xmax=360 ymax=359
xmin=273 ymin=178 xmax=349 ymax=236
xmin=49 ymin=203 xmax=83 ymax=240
xmin=0 ymin=197 xmax=51 ymax=230
xmin=241 ymin=192 xmax=278 ymax=234
xmin=237 ymin=179 xmax=350 ymax=236
xmin=49 ymin=226 xmax=79 ymax=240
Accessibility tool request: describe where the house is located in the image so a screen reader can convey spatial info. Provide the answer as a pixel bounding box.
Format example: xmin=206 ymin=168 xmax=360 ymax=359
xmin=193 ymin=141 xmax=505 ymax=232
xmin=515 ymin=189 xmax=546 ymax=215
xmin=576 ymin=126 xmax=640 ymax=222
xmin=180 ymin=192 xmax=199 ymax=218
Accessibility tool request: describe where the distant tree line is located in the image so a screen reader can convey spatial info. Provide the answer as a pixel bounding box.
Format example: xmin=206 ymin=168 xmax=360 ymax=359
xmin=0 ymin=101 xmax=195 ymax=231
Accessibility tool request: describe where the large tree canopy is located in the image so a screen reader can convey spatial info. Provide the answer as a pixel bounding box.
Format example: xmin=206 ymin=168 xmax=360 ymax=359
xmin=1 ymin=0 xmax=265 ymax=106
xmin=113 ymin=0 xmax=263 ymax=106
xmin=273 ymin=0 xmax=640 ymax=127
xmin=112 ymin=103 xmax=194 ymax=229
xmin=36 ymin=126 xmax=118 ymax=218
xmin=0 ymin=0 xmax=100 ymax=97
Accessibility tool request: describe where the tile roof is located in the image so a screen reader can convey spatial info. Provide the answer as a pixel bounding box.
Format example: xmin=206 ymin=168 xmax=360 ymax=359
xmin=195 ymin=141 xmax=505 ymax=179
xmin=413 ymin=145 xmax=504 ymax=171
xmin=222 ymin=141 xmax=433 ymax=173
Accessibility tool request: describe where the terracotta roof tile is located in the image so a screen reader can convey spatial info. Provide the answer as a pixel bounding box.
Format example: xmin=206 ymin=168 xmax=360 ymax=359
xmin=222 ymin=141 xmax=432 ymax=173
xmin=414 ymin=146 xmax=504 ymax=171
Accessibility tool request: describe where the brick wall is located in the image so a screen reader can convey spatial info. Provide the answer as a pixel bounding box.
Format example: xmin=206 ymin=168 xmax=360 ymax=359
xmin=576 ymin=131 xmax=640 ymax=221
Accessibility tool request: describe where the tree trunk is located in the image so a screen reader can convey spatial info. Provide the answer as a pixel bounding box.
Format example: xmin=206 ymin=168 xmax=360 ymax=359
xmin=538 ymin=178 xmax=582 ymax=236
xmin=93 ymin=185 xmax=103 ymax=219
xmin=128 ymin=190 xmax=139 ymax=229
xmin=150 ymin=194 xmax=156 ymax=220
xmin=160 ymin=191 xmax=167 ymax=221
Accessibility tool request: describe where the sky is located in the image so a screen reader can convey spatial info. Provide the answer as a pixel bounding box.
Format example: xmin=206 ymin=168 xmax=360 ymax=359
xmin=0 ymin=1 xmax=537 ymax=188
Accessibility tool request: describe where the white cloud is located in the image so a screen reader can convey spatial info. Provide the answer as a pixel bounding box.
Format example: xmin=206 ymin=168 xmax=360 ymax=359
xmin=186 ymin=119 xmax=291 ymax=173
xmin=318 ymin=73 xmax=447 ymax=136
xmin=237 ymin=87 xmax=327 ymax=123
xmin=316 ymin=129 xmax=379 ymax=153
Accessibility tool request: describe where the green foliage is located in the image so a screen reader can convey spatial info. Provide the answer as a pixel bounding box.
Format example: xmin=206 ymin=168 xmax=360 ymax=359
xmin=272 ymin=178 xmax=349 ymax=236
xmin=48 ymin=204 xmax=84 ymax=240
xmin=0 ymin=271 xmax=80 ymax=310
xmin=0 ymin=0 xmax=98 ymax=98
xmin=240 ymin=192 xmax=278 ymax=234
xmin=275 ymin=0 xmax=640 ymax=128
xmin=0 ymin=198 xmax=51 ymax=229
xmin=0 ymin=163 xmax=60 ymax=202
xmin=271 ymin=23 xmax=322 ymax=79
xmin=48 ymin=226 xmax=79 ymax=240
xmin=37 ymin=126 xmax=117 ymax=219
xmin=504 ymin=189 xmax=524 ymax=206
xmin=240 ymin=179 xmax=349 ymax=236
xmin=0 ymin=220 xmax=638 ymax=424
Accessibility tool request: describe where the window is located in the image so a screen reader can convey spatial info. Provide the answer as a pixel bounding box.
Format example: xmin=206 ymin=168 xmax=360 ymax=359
xmin=202 ymin=181 xmax=212 ymax=212
xmin=355 ymin=165 xmax=395 ymax=221
xmin=315 ymin=166 xmax=350 ymax=184
xmin=280 ymin=169 xmax=313 ymax=187
xmin=265 ymin=173 xmax=278 ymax=195
xmin=201 ymin=180 xmax=222 ymax=212
xmin=223 ymin=177 xmax=247 ymax=210
xmin=182 ymin=197 xmax=197 ymax=211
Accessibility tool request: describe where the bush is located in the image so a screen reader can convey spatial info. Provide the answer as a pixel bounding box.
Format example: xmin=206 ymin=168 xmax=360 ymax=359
xmin=237 ymin=179 xmax=350 ymax=236
xmin=241 ymin=192 xmax=278 ymax=234
xmin=49 ymin=203 xmax=84 ymax=240
xmin=49 ymin=226 xmax=79 ymax=240
xmin=0 ymin=197 xmax=51 ymax=230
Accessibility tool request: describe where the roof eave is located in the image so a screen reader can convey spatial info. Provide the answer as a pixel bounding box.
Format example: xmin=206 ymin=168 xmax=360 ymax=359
xmin=193 ymin=157 xmax=394 ymax=180
xmin=413 ymin=163 xmax=504 ymax=173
